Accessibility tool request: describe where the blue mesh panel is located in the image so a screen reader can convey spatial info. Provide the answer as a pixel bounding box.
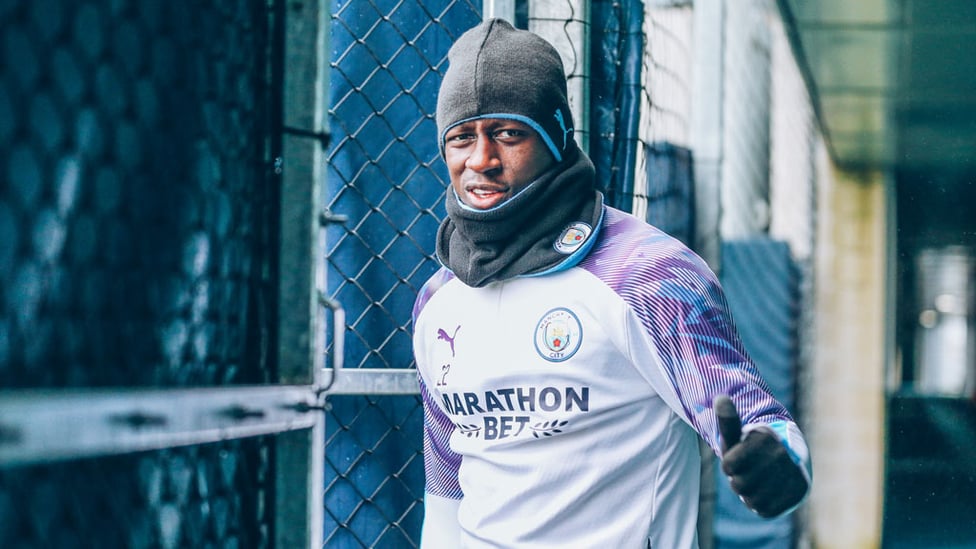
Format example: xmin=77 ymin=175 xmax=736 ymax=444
xmin=644 ymin=142 xmax=695 ymax=248
xmin=715 ymin=238 xmax=799 ymax=549
xmin=324 ymin=1 xmax=481 ymax=546
xmin=590 ymin=0 xmax=644 ymax=212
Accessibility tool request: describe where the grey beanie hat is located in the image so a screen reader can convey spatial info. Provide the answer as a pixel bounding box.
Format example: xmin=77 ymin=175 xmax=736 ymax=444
xmin=436 ymin=19 xmax=575 ymax=162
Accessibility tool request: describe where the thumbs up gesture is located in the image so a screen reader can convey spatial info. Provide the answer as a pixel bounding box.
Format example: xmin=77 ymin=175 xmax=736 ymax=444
xmin=715 ymin=395 xmax=808 ymax=518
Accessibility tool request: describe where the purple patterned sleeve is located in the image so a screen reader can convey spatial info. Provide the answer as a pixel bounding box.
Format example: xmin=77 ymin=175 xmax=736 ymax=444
xmin=420 ymin=375 xmax=464 ymax=499
xmin=414 ymin=268 xmax=463 ymax=499
xmin=413 ymin=268 xmax=455 ymax=324
xmin=581 ymin=210 xmax=794 ymax=455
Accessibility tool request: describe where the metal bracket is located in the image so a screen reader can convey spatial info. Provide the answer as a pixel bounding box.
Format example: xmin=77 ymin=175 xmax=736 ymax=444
xmin=317 ymin=292 xmax=346 ymax=393
xmin=314 ymin=285 xmax=419 ymax=395
xmin=319 ymin=209 xmax=349 ymax=226
xmin=282 ymin=125 xmax=332 ymax=147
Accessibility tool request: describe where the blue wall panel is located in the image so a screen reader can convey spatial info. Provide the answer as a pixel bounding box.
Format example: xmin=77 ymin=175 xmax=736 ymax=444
xmin=716 ymin=238 xmax=800 ymax=549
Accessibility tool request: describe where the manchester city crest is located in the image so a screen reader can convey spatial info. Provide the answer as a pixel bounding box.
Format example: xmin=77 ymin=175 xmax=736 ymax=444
xmin=553 ymin=222 xmax=592 ymax=254
xmin=534 ymin=307 xmax=583 ymax=362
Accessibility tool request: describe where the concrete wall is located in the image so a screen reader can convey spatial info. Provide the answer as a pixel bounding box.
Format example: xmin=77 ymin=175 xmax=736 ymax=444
xmin=807 ymin=161 xmax=888 ymax=548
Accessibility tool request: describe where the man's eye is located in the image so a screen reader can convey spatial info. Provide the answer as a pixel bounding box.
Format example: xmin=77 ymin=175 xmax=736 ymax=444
xmin=446 ymin=133 xmax=474 ymax=143
xmin=493 ymin=129 xmax=524 ymax=139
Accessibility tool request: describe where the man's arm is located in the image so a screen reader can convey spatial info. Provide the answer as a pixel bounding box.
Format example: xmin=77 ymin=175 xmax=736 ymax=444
xmin=624 ymin=244 xmax=812 ymax=516
xmin=419 ymin=377 xmax=463 ymax=546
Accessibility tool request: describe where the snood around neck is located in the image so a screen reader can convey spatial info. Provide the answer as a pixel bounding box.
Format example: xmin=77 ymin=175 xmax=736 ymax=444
xmin=436 ymin=147 xmax=604 ymax=288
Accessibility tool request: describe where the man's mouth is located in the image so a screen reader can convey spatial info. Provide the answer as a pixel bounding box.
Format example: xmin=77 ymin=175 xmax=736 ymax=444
xmin=470 ymin=187 xmax=503 ymax=198
xmin=463 ymin=185 xmax=509 ymax=208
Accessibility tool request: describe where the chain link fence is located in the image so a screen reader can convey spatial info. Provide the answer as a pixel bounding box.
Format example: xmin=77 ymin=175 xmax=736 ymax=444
xmin=0 ymin=1 xmax=319 ymax=547
xmin=637 ymin=4 xmax=695 ymax=244
xmin=0 ymin=0 xmax=277 ymax=389
xmin=322 ymin=1 xmax=480 ymax=545
xmin=0 ymin=437 xmax=270 ymax=549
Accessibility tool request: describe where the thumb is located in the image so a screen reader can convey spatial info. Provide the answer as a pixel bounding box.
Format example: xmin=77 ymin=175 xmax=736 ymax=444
xmin=714 ymin=394 xmax=741 ymax=454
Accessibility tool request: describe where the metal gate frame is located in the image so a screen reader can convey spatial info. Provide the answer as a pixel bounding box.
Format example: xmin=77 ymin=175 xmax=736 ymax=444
xmin=0 ymin=1 xmax=332 ymax=546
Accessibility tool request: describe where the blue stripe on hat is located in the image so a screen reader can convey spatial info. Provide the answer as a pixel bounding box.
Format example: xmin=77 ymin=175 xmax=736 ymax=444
xmin=440 ymin=113 xmax=563 ymax=163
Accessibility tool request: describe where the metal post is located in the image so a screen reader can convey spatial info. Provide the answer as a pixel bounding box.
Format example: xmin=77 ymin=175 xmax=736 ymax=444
xmin=483 ymin=0 xmax=517 ymax=23
xmin=275 ymin=0 xmax=331 ymax=546
xmin=691 ymin=0 xmax=726 ymax=269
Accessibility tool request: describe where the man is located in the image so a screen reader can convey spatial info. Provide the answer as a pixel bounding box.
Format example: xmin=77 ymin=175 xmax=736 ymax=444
xmin=412 ymin=18 xmax=811 ymax=548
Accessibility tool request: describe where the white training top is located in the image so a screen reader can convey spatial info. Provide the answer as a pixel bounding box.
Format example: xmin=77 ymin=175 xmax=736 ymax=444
xmin=413 ymin=206 xmax=810 ymax=549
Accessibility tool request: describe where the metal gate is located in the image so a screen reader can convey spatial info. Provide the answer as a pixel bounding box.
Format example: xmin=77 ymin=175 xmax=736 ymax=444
xmin=0 ymin=1 xmax=329 ymax=546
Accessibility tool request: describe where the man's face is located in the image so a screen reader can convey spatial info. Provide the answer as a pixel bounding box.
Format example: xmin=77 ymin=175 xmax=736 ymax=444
xmin=443 ymin=118 xmax=555 ymax=210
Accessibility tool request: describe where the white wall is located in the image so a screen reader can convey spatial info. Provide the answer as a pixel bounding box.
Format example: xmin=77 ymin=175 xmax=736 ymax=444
xmin=807 ymin=162 xmax=887 ymax=548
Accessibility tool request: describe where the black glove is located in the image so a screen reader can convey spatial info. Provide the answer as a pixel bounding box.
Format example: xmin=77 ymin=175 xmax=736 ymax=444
xmin=715 ymin=395 xmax=808 ymax=518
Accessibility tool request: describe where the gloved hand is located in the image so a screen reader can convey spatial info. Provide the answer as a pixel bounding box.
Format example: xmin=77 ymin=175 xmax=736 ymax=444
xmin=714 ymin=395 xmax=808 ymax=518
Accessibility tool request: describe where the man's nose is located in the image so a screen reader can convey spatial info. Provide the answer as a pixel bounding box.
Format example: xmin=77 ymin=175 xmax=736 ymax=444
xmin=465 ymin=134 xmax=501 ymax=172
